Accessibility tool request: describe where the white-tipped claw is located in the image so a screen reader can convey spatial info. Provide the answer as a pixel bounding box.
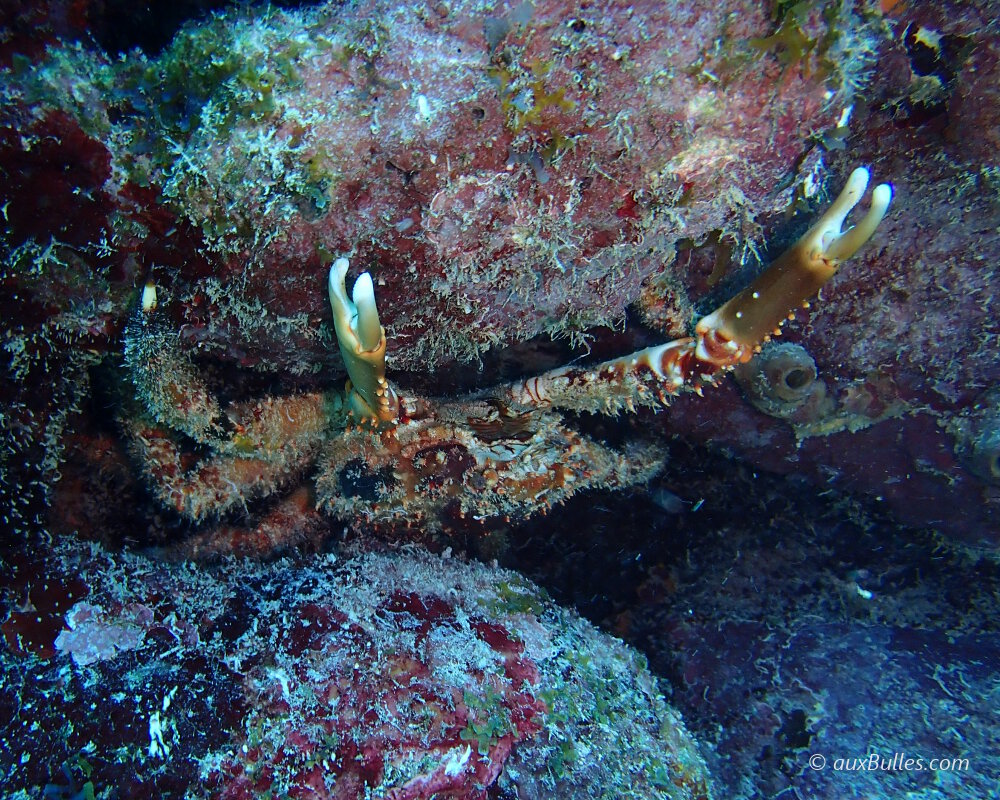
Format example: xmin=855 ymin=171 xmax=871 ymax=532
xmin=328 ymin=257 xmax=353 ymax=330
xmin=824 ymin=167 xmax=871 ymax=234
xmin=329 ymin=257 xmax=383 ymax=353
xmin=351 ymin=272 xmax=382 ymax=352
xmin=826 ymin=181 xmax=892 ymax=261
xmin=813 ymin=167 xmax=893 ymax=262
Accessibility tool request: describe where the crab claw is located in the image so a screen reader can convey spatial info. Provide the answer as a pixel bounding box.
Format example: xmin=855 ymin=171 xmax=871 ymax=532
xmin=329 ymin=257 xmax=399 ymax=425
xmin=695 ymin=167 xmax=893 ymax=367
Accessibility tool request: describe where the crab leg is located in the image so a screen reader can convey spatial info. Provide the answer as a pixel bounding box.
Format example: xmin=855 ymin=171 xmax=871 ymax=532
xmin=502 ymin=167 xmax=893 ymax=416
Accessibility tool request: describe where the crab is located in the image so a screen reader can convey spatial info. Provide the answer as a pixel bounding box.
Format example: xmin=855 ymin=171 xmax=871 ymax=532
xmin=122 ymin=168 xmax=891 ymax=550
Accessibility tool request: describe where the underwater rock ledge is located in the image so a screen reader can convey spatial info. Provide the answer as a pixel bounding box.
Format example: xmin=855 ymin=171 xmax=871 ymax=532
xmin=0 ymin=534 xmax=712 ymax=799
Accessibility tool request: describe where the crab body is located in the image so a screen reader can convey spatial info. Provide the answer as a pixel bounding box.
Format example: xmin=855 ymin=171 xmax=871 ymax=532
xmin=122 ymin=169 xmax=891 ymax=546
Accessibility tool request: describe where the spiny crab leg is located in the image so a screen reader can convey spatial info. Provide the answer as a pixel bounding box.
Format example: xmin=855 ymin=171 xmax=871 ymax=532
xmin=329 ymin=257 xmax=400 ymax=426
xmin=501 ymin=167 xmax=893 ymax=415
xmin=327 ymin=169 xmax=891 ymax=421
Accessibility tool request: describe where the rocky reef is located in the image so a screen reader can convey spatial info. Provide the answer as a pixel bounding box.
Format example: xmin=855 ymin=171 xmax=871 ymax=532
xmin=2 ymin=0 xmax=997 ymax=551
xmin=1 ymin=535 xmax=712 ymax=798
xmin=2 ymin=0 xmax=999 ymax=797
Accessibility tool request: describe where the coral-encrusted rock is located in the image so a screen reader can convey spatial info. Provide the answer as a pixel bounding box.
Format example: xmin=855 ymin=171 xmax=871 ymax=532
xmin=3 ymin=0 xmax=999 ymax=552
xmin=4 ymin=0 xmax=859 ymax=373
xmin=0 ymin=536 xmax=712 ymax=799
xmin=649 ymin=0 xmax=1000 ymax=551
